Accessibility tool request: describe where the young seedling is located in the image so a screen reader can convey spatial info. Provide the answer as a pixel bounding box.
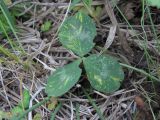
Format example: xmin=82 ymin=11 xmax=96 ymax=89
xmin=45 ymin=12 xmax=124 ymax=97
xmin=11 ymin=89 xmax=30 ymax=117
xmin=0 ymin=89 xmax=30 ymax=119
xmin=40 ymin=20 xmax=52 ymax=32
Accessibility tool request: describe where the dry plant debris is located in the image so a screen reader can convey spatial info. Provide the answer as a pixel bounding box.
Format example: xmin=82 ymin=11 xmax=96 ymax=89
xmin=0 ymin=0 xmax=160 ymax=119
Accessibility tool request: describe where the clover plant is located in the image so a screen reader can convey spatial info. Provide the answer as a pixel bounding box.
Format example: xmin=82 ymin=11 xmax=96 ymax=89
xmin=45 ymin=12 xmax=124 ymax=97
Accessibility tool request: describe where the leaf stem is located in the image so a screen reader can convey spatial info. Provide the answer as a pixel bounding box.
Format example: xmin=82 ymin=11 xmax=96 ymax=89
xmin=50 ymin=102 xmax=62 ymax=120
xmin=120 ymin=63 xmax=159 ymax=82
xmin=76 ymin=103 xmax=80 ymax=120
xmin=82 ymin=87 xmax=106 ymax=120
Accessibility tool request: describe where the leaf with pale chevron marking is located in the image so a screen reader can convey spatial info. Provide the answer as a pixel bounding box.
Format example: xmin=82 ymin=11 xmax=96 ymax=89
xmin=45 ymin=59 xmax=82 ymax=97
xmin=58 ymin=12 xmax=96 ymax=57
xmin=83 ymin=54 xmax=124 ymax=93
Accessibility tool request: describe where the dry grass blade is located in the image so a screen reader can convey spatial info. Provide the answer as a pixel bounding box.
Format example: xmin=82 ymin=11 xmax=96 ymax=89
xmin=104 ymin=0 xmax=134 ymax=59
xmin=0 ymin=0 xmax=159 ymax=119
xmin=102 ymin=25 xmax=117 ymax=51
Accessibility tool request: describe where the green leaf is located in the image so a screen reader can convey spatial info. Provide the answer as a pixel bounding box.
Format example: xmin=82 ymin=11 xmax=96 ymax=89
xmin=10 ymin=89 xmax=30 ymax=118
xmin=70 ymin=0 xmax=81 ymax=10
xmin=19 ymin=89 xmax=30 ymax=109
xmin=78 ymin=6 xmax=94 ymax=15
xmin=11 ymin=106 xmax=23 ymax=116
xmin=33 ymin=113 xmax=42 ymax=120
xmin=59 ymin=12 xmax=96 ymax=57
xmin=82 ymin=0 xmax=94 ymax=17
xmin=0 ymin=14 xmax=10 ymax=33
xmin=40 ymin=20 xmax=52 ymax=32
xmin=82 ymin=0 xmax=92 ymax=8
xmin=0 ymin=0 xmax=25 ymax=53
xmin=0 ymin=45 xmax=20 ymax=62
xmin=4 ymin=0 xmax=12 ymax=5
xmin=46 ymin=59 xmax=82 ymax=97
xmin=83 ymin=54 xmax=124 ymax=93
xmin=47 ymin=97 xmax=58 ymax=110
xmin=94 ymin=6 xmax=103 ymax=18
xmin=147 ymin=0 xmax=160 ymax=8
xmin=0 ymin=110 xmax=11 ymax=119
xmin=0 ymin=0 xmax=14 ymax=27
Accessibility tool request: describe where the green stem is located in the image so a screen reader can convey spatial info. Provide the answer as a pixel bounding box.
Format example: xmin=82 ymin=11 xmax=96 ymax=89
xmin=0 ymin=0 xmax=25 ymax=53
xmin=82 ymin=87 xmax=106 ymax=120
xmin=120 ymin=63 xmax=159 ymax=82
xmin=50 ymin=102 xmax=62 ymax=120
xmin=76 ymin=103 xmax=80 ymax=120
xmin=146 ymin=5 xmax=160 ymax=51
xmin=82 ymin=0 xmax=100 ymax=25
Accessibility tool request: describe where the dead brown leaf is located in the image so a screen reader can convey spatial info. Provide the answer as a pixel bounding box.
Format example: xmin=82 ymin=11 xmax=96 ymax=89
xmin=104 ymin=0 xmax=134 ymax=61
xmin=120 ymin=2 xmax=135 ymax=20
xmin=134 ymin=96 xmax=145 ymax=109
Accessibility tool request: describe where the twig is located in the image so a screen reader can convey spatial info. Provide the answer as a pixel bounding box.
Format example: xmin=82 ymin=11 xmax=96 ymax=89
xmin=104 ymin=0 xmax=134 ymax=57
xmin=0 ymin=71 xmax=11 ymax=108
